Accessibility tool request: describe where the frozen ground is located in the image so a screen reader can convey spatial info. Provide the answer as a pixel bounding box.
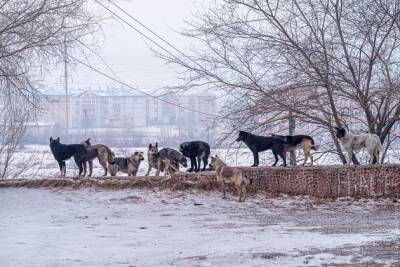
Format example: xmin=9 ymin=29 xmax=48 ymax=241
xmin=3 ymin=144 xmax=344 ymax=179
xmin=7 ymin=144 xmax=400 ymax=179
xmin=1 ymin=188 xmax=399 ymax=266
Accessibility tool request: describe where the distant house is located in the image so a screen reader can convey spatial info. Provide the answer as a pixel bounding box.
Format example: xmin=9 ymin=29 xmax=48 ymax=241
xmin=29 ymin=87 xmax=217 ymax=146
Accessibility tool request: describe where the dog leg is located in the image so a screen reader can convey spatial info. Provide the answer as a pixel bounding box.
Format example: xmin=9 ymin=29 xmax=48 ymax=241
xmin=272 ymin=151 xmax=279 ymax=166
xmin=252 ymin=150 xmax=259 ymax=167
xmin=145 ymin=163 xmax=152 ymax=176
xmin=236 ymin=184 xmax=242 ymax=202
xmin=290 ymin=150 xmax=297 ymax=166
xmin=156 ymin=160 xmax=162 ymax=176
xmin=279 ymin=152 xmax=287 ymax=167
xmin=83 ymin=161 xmax=87 ymax=177
xmin=346 ymin=149 xmax=353 ymax=165
xmin=242 ymin=183 xmax=247 ymax=202
xmin=100 ymin=160 xmax=108 ymax=176
xmin=222 ymin=181 xmax=227 ymax=199
xmin=202 ymin=156 xmax=208 ymax=171
xmin=62 ymin=161 xmax=66 ymax=176
xmin=88 ymin=160 xmax=93 ymax=177
xmin=188 ymin=157 xmax=196 ymax=172
xmin=303 ymin=148 xmax=312 ymax=166
xmin=196 ymin=156 xmax=201 ymax=172
xmin=57 ymin=161 xmax=63 ymax=176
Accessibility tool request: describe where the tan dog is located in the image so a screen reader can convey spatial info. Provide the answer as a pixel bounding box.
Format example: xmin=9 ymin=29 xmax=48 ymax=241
xmin=209 ymin=155 xmax=251 ymax=202
xmin=108 ymin=152 xmax=144 ymax=176
xmin=145 ymin=142 xmax=160 ymax=176
xmin=81 ymin=138 xmax=115 ymax=176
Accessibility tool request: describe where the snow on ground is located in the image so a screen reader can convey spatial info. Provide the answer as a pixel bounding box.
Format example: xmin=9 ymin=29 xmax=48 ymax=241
xmin=7 ymin=144 xmax=342 ymax=179
xmin=0 ymin=188 xmax=399 ymax=266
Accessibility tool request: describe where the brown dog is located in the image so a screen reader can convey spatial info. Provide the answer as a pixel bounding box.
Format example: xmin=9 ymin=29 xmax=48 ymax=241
xmin=81 ymin=139 xmax=115 ymax=176
xmin=145 ymin=142 xmax=160 ymax=176
xmin=210 ymin=155 xmax=250 ymax=202
xmin=156 ymin=148 xmax=188 ymax=176
xmin=108 ymin=151 xmax=145 ymax=176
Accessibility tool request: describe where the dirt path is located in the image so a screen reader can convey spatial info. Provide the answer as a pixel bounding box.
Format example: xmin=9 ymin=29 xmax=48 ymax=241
xmin=0 ymin=188 xmax=399 ymax=266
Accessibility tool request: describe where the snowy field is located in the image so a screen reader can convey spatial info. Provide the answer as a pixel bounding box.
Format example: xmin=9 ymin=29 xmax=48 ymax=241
xmin=0 ymin=188 xmax=399 ymax=266
xmin=7 ymin=144 xmax=400 ymax=179
xmin=2 ymin=144 xmax=348 ymax=179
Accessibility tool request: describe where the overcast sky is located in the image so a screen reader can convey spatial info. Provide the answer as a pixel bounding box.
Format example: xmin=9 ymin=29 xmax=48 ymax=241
xmin=47 ymin=0 xmax=209 ymax=92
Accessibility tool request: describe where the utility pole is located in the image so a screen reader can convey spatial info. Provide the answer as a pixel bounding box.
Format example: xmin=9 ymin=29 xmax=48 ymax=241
xmin=64 ymin=37 xmax=69 ymax=139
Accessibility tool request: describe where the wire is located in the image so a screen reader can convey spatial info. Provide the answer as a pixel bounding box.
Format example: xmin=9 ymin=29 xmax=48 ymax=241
xmin=95 ymin=0 xmax=189 ymax=68
xmin=105 ymin=0 xmax=202 ymax=69
xmin=66 ymin=52 xmax=219 ymax=117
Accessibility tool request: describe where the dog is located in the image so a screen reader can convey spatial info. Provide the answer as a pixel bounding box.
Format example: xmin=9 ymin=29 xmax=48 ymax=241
xmin=335 ymin=126 xmax=382 ymax=165
xmin=108 ymin=151 xmax=145 ymax=176
xmin=209 ymin=155 xmax=251 ymax=202
xmin=145 ymin=142 xmax=160 ymax=176
xmin=49 ymin=137 xmax=87 ymax=177
xmin=236 ymin=131 xmax=287 ymax=167
xmin=272 ymin=134 xmax=319 ymax=166
xmin=179 ymin=141 xmax=211 ymax=172
xmin=156 ymin=148 xmax=188 ymax=176
xmin=81 ymin=139 xmax=115 ymax=176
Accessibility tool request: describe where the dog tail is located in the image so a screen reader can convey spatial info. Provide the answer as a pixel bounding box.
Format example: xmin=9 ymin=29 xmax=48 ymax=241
xmin=308 ymin=137 xmax=319 ymax=151
xmin=105 ymin=146 xmax=115 ymax=164
xmin=244 ymin=172 xmax=252 ymax=185
xmin=374 ymin=141 xmax=383 ymax=164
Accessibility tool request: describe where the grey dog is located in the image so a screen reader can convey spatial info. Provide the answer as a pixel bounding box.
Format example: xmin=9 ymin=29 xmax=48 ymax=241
xmin=335 ymin=126 xmax=382 ymax=164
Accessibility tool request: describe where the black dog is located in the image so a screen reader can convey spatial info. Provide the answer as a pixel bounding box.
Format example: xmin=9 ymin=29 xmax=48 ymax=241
xmin=236 ymin=131 xmax=287 ymax=167
xmin=49 ymin=137 xmax=87 ymax=177
xmin=179 ymin=141 xmax=211 ymax=172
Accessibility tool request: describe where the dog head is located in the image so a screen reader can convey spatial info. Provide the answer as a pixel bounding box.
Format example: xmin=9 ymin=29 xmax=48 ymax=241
xmin=209 ymin=155 xmax=223 ymax=170
xmin=131 ymin=151 xmax=145 ymax=162
xmin=179 ymin=156 xmax=188 ymax=168
xmin=81 ymin=138 xmax=91 ymax=148
xmin=236 ymin=131 xmax=248 ymax=142
xmin=335 ymin=126 xmax=346 ymax=139
xmin=179 ymin=142 xmax=188 ymax=153
xmin=49 ymin=137 xmax=60 ymax=147
xmin=148 ymin=142 xmax=158 ymax=157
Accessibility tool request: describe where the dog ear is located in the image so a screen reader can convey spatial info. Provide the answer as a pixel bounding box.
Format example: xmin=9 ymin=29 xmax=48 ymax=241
xmin=56 ymin=137 xmax=60 ymax=142
xmin=50 ymin=137 xmax=53 ymax=142
xmin=149 ymin=143 xmax=152 ymax=149
xmin=155 ymin=142 xmax=158 ymax=148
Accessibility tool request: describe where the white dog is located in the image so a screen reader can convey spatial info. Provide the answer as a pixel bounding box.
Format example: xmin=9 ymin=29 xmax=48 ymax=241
xmin=335 ymin=126 xmax=382 ymax=165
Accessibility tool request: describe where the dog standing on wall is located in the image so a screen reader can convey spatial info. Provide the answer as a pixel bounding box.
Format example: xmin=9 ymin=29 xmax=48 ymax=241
xmin=49 ymin=137 xmax=87 ymax=177
xmin=81 ymin=139 xmax=115 ymax=176
xmin=335 ymin=126 xmax=382 ymax=164
xmin=179 ymin=141 xmax=210 ymax=172
xmin=156 ymin=148 xmax=188 ymax=176
xmin=108 ymin=152 xmax=145 ymax=176
xmin=209 ymin=155 xmax=251 ymax=202
xmin=272 ymin=134 xmax=319 ymax=166
xmin=145 ymin=142 xmax=160 ymax=176
xmin=236 ymin=131 xmax=287 ymax=167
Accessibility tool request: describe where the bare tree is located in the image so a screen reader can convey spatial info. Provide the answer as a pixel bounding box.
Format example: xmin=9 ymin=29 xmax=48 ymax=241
xmin=161 ymin=0 xmax=400 ymax=164
xmin=0 ymin=0 xmax=100 ymax=178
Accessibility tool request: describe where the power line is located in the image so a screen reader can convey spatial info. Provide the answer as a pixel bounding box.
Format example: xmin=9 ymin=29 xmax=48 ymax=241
xmin=95 ymin=0 xmax=189 ymax=68
xmin=66 ymin=52 xmax=219 ymax=118
xmin=105 ymin=0 xmax=200 ymax=67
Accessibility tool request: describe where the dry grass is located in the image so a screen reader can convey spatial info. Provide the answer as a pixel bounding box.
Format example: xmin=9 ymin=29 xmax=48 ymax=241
xmin=0 ymin=172 xmax=258 ymax=194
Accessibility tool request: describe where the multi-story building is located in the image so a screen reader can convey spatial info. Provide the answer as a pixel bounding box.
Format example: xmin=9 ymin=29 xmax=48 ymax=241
xmin=28 ymin=87 xmax=217 ymax=146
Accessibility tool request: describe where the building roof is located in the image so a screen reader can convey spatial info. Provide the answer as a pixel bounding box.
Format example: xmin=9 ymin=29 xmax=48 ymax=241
xmin=41 ymin=87 xmax=143 ymax=97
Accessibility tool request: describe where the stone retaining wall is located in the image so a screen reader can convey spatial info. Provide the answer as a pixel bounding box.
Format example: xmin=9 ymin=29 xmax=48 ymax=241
xmin=174 ymin=165 xmax=400 ymax=198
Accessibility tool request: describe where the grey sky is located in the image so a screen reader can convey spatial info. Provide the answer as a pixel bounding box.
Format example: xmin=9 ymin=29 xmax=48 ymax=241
xmin=48 ymin=0 xmax=208 ymax=92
